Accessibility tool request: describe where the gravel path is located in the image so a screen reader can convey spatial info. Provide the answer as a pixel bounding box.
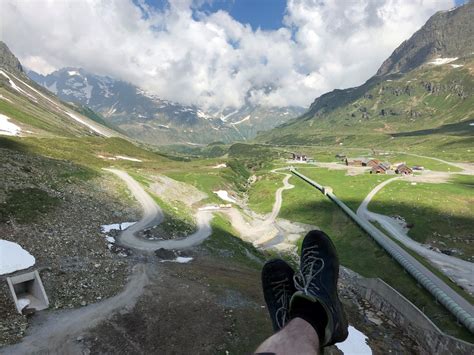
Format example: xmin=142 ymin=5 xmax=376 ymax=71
xmin=0 ymin=264 xmax=149 ymax=355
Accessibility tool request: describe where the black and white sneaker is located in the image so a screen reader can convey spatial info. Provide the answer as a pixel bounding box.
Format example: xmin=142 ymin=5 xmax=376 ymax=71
xmin=290 ymin=230 xmax=348 ymax=347
xmin=261 ymin=259 xmax=297 ymax=332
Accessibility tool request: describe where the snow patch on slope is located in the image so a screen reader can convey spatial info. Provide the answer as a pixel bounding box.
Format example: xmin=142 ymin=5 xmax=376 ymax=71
xmin=231 ymin=115 xmax=251 ymax=125
xmin=101 ymin=222 xmax=137 ymax=233
xmin=115 ymin=155 xmax=142 ymax=162
xmin=212 ymin=163 xmax=227 ymax=169
xmin=336 ymin=326 xmax=372 ymax=355
xmin=0 ymin=240 xmax=36 ymax=275
xmin=0 ymin=70 xmax=38 ymax=102
xmin=65 ymin=112 xmax=105 ymax=135
xmin=0 ymin=114 xmax=21 ymax=136
xmin=220 ymin=110 xmax=239 ymax=122
xmin=428 ymin=57 xmax=458 ymax=65
xmin=213 ymin=190 xmax=236 ymax=203
xmin=160 ymin=256 xmax=194 ymax=264
xmin=84 ymin=79 xmax=93 ymax=102
xmin=197 ymin=110 xmax=213 ymax=120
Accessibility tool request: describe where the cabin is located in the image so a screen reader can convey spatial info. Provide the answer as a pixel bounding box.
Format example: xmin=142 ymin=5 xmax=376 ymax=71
xmin=390 ymin=162 xmax=405 ymax=170
xmin=367 ymin=159 xmax=381 ymax=167
xmin=395 ymin=164 xmax=413 ymax=175
xmin=370 ymin=163 xmax=390 ymax=174
xmin=370 ymin=164 xmax=387 ymax=174
xmin=291 ymin=153 xmax=308 ymax=162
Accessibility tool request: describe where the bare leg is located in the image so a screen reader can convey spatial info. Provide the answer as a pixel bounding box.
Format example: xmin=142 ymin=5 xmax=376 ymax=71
xmin=255 ymin=318 xmax=320 ymax=355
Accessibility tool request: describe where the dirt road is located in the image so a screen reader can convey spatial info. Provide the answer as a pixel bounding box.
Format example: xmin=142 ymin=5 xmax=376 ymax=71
xmin=268 ymin=169 xmax=294 ymax=222
xmin=213 ymin=168 xmax=313 ymax=253
xmin=399 ymin=152 xmax=474 ymax=175
xmin=357 ymin=177 xmax=474 ymax=295
xmin=1 ymin=265 xmax=149 ymax=355
xmin=227 ymin=169 xmax=294 ymax=245
xmin=104 ymin=168 xmax=213 ymax=251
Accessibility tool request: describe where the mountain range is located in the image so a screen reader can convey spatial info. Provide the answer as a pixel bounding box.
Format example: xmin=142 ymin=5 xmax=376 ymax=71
xmin=27 ymin=68 xmax=305 ymax=145
xmin=2 ymin=2 xmax=473 ymax=154
xmin=257 ymin=2 xmax=474 ymax=155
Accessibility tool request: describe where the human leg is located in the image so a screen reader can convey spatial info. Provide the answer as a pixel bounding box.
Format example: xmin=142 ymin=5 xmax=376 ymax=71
xmin=256 ymin=230 xmax=348 ymax=354
xmin=255 ymin=317 xmax=319 ymax=355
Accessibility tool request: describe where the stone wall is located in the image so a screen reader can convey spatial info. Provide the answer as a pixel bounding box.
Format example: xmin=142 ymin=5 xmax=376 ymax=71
xmin=341 ymin=268 xmax=473 ymax=354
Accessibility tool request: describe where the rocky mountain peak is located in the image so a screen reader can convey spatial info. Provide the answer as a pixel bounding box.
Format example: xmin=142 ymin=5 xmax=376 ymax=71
xmin=376 ymin=2 xmax=474 ymax=77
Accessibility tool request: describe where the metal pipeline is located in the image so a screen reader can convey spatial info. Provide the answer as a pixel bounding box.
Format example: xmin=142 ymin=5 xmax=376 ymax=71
xmin=290 ymin=168 xmax=474 ymax=333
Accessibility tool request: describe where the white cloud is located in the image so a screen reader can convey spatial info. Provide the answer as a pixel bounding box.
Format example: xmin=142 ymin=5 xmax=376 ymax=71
xmin=0 ymin=0 xmax=454 ymax=109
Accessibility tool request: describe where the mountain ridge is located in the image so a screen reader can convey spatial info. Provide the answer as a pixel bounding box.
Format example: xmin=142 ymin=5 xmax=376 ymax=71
xmin=256 ymin=2 xmax=474 ymax=156
xmin=376 ymin=3 xmax=474 ymax=77
xmin=27 ymin=67 xmax=305 ymax=145
xmin=0 ymin=41 xmax=121 ymax=139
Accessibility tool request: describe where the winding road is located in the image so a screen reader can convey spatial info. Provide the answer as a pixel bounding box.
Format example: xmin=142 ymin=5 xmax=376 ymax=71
xmin=105 ymin=167 xmax=299 ymax=252
xmin=104 ymin=169 xmax=213 ymax=251
xmin=0 ymin=168 xmax=304 ymax=354
xmin=357 ymin=177 xmax=474 ymax=295
xmin=267 ymin=169 xmax=295 ymax=223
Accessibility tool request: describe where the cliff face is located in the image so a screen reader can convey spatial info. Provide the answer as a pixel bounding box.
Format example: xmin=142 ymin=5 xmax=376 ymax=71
xmin=0 ymin=41 xmax=23 ymax=74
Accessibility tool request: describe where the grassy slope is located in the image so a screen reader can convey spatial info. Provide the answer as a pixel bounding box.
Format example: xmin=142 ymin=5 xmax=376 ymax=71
xmin=0 ymin=91 xmax=72 ymax=136
xmin=257 ymin=58 xmax=474 ymax=161
xmin=295 ymin=167 xmax=393 ymax=210
xmin=247 ymin=173 xmax=283 ymax=214
xmin=270 ymin=145 xmax=464 ymax=172
xmin=369 ymin=175 xmax=474 ymax=260
xmin=204 ymin=213 xmax=265 ymax=269
xmin=243 ymin=150 xmax=473 ymax=340
xmin=0 ymin=81 xmax=112 ymax=138
xmin=277 ymin=175 xmax=473 ymax=341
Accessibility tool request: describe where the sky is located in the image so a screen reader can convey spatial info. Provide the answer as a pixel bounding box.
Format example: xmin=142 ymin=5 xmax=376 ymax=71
xmin=0 ymin=0 xmax=463 ymax=110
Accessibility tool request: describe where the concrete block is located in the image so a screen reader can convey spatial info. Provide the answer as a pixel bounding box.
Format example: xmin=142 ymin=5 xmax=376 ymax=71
xmin=6 ymin=270 xmax=49 ymax=314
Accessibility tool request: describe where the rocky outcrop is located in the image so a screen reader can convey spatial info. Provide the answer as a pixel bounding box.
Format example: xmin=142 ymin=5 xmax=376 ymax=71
xmin=0 ymin=41 xmax=23 ymax=74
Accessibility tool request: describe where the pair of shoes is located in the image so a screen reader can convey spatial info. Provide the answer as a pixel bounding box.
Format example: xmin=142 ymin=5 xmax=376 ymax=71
xmin=261 ymin=230 xmax=348 ymax=347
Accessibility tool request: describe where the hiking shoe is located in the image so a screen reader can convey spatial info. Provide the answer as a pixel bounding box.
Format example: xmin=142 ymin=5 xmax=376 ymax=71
xmin=261 ymin=259 xmax=297 ymax=332
xmin=290 ymin=230 xmax=348 ymax=347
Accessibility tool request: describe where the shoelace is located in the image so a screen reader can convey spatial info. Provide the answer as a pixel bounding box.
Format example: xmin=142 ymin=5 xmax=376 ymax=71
xmin=294 ymin=245 xmax=325 ymax=295
xmin=271 ymin=278 xmax=290 ymax=329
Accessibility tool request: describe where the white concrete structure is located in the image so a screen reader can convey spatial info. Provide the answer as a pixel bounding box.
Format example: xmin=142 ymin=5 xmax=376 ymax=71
xmin=7 ymin=270 xmax=49 ymax=314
